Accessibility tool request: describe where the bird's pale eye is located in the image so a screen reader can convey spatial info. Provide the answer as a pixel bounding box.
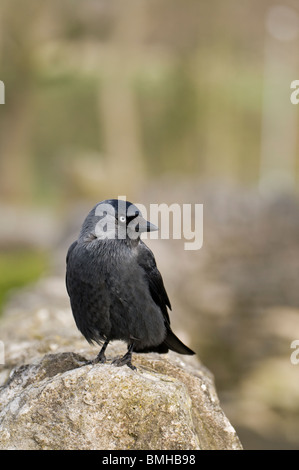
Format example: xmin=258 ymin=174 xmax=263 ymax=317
xmin=119 ymin=215 xmax=126 ymax=223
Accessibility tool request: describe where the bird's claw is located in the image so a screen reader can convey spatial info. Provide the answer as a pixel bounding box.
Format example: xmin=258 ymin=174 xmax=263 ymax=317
xmin=112 ymin=355 xmax=137 ymax=371
xmin=93 ymin=355 xmax=107 ymax=365
xmin=85 ymin=353 xmax=106 ymax=366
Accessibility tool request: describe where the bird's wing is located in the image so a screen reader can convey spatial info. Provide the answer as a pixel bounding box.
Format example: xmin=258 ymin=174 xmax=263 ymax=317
xmin=137 ymin=241 xmax=195 ymax=356
xmin=137 ymin=241 xmax=171 ymax=324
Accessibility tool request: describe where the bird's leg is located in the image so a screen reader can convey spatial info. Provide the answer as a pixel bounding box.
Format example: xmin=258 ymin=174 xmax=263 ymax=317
xmin=91 ymin=339 xmax=109 ymax=364
xmin=112 ymin=343 xmax=136 ymax=370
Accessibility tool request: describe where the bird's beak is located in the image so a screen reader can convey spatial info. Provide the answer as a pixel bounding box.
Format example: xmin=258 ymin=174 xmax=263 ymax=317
xmin=146 ymin=220 xmax=159 ymax=232
xmin=136 ymin=216 xmax=158 ymax=233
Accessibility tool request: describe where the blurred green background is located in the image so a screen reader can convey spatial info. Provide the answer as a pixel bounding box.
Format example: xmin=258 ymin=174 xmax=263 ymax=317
xmin=1 ymin=0 xmax=299 ymax=449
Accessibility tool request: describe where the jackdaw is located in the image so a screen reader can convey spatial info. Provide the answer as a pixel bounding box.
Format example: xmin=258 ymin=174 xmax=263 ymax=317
xmin=66 ymin=199 xmax=195 ymax=369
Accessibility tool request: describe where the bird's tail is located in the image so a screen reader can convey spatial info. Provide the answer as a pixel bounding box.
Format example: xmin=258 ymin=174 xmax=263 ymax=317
xmin=164 ymin=328 xmax=195 ymax=355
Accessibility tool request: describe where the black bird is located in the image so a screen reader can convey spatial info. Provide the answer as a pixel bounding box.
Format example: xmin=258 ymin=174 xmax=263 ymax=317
xmin=66 ymin=199 xmax=195 ymax=369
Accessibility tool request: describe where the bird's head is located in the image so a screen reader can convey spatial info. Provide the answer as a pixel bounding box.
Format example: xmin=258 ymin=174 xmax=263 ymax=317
xmin=79 ymin=199 xmax=158 ymax=243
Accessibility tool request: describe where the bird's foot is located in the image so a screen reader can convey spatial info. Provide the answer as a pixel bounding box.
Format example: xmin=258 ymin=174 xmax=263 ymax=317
xmin=85 ymin=354 xmax=106 ymax=366
xmin=87 ymin=339 xmax=109 ymax=366
xmin=86 ymin=339 xmax=109 ymax=365
xmin=92 ymin=352 xmax=107 ymax=364
xmin=112 ymin=353 xmax=136 ymax=371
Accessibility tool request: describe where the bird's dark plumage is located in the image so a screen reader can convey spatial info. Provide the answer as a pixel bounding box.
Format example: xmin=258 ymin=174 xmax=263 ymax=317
xmin=66 ymin=199 xmax=195 ymax=369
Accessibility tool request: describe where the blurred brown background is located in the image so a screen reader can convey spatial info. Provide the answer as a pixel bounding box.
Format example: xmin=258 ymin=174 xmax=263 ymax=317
xmin=1 ymin=0 xmax=299 ymax=449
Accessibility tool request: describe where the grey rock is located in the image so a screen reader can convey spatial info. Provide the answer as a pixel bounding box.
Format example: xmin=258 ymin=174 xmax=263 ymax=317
xmin=0 ymin=277 xmax=242 ymax=450
xmin=0 ymin=350 xmax=242 ymax=450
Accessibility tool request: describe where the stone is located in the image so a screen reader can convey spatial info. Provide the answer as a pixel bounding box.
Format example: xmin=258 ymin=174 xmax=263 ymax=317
xmin=0 ymin=277 xmax=242 ymax=450
xmin=0 ymin=350 xmax=242 ymax=450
